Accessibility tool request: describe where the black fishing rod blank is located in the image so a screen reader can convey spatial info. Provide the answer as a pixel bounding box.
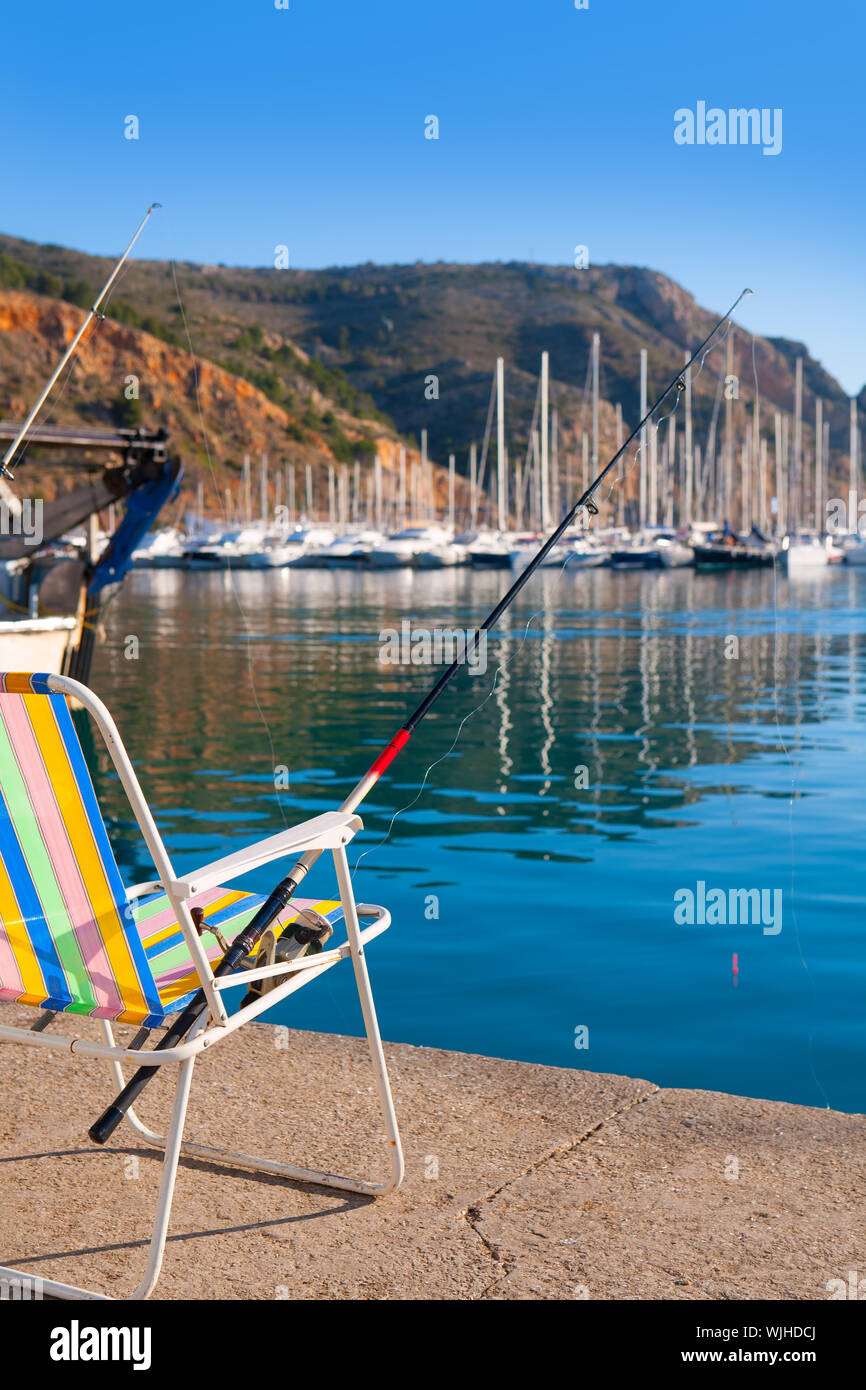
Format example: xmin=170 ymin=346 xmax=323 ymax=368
xmin=89 ymin=288 xmax=751 ymax=1146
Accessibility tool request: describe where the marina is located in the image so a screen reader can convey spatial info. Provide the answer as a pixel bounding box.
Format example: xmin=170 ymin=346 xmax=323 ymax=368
xmin=0 ymin=0 xmax=863 ymax=1319
xmin=121 ymin=325 xmax=864 ymax=580
xmin=0 ymin=247 xmax=863 ymax=1313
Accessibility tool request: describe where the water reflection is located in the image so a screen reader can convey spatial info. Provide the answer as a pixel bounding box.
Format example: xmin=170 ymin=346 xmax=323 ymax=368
xmin=89 ymin=564 xmax=866 ymax=1111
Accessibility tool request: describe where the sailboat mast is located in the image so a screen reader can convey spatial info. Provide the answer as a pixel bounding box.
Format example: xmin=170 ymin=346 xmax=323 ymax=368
xmin=551 ymin=407 xmax=560 ymax=520
xmin=684 ymin=351 xmax=693 ymax=527
xmin=815 ymin=398 xmax=823 ymax=532
xmin=469 ymin=442 xmax=477 ymax=530
xmin=639 ymin=349 xmax=648 ymax=530
xmin=540 ymin=351 xmax=550 ymax=529
xmin=740 ymin=432 xmax=750 ymax=533
xmin=793 ymin=356 xmax=803 ymax=534
xmin=496 ymin=356 xmax=506 ymax=531
xmin=773 ymin=413 xmax=782 ymax=533
xmin=615 ymin=403 xmax=624 ymax=527
xmin=850 ymin=398 xmax=859 ymax=532
xmin=591 ymin=331 xmax=600 ymax=485
xmin=448 ymin=454 xmax=455 ymax=531
xmin=724 ymin=331 xmax=734 ymax=525
xmin=242 ymin=452 xmax=252 ymax=524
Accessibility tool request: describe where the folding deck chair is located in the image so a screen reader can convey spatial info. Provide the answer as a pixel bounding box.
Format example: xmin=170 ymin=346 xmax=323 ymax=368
xmin=0 ymin=671 xmax=404 ymax=1300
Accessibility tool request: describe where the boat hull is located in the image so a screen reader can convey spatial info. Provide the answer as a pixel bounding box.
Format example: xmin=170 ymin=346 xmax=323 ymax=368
xmin=367 ymin=552 xmax=417 ymax=568
xmin=783 ymin=548 xmax=829 ymax=573
xmin=693 ymin=544 xmax=775 ymax=569
xmin=0 ymin=617 xmax=79 ymax=671
xmin=657 ymin=544 xmax=694 ymax=569
xmin=469 ymin=551 xmax=512 ymax=568
xmin=610 ymin=550 xmax=663 ymax=570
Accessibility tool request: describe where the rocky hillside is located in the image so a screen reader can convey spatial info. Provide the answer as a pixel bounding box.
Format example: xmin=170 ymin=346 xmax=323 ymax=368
xmin=0 ymin=286 xmax=457 ymax=517
xmin=0 ymin=230 xmax=861 ymax=509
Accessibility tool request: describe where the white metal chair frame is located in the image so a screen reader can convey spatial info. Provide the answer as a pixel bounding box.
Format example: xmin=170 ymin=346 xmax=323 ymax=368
xmin=0 ymin=674 xmax=404 ymax=1300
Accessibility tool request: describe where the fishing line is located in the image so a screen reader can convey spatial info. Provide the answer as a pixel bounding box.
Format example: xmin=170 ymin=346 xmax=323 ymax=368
xmin=2 ymin=204 xmax=159 ymax=482
xmin=350 ymin=606 xmax=547 ymax=883
xmin=7 ymin=315 xmax=106 ymax=477
xmin=598 ymin=319 xmax=832 ymax=1113
xmin=598 ymin=317 xmax=734 ymax=519
xmin=89 ymin=290 xmax=755 ymax=1145
xmin=474 ymin=370 xmax=497 ymax=506
xmin=4 ymin=231 xmax=163 ymax=510
xmin=351 ymin=304 xmax=748 ymax=883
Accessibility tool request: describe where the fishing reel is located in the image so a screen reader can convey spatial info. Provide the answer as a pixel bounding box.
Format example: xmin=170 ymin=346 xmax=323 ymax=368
xmin=241 ymin=909 xmax=334 ymax=1006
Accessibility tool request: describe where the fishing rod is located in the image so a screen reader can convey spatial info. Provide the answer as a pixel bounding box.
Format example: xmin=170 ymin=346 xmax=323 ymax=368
xmin=0 ymin=203 xmax=160 ymax=481
xmin=89 ymin=287 xmax=751 ymax=1145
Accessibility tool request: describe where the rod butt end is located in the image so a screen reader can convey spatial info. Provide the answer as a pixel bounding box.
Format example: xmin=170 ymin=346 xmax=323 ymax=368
xmin=89 ymin=1107 xmax=124 ymax=1145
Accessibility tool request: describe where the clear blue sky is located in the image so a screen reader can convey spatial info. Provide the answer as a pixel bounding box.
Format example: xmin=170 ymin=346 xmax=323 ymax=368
xmin=1 ymin=0 xmax=862 ymax=391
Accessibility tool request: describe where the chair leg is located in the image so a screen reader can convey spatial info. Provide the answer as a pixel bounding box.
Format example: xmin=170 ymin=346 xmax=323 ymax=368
xmin=112 ymin=862 xmax=405 ymax=1198
xmin=126 ymin=1050 xmax=196 ymax=1300
xmin=334 ymin=844 xmax=405 ymax=1193
xmin=0 ymin=1029 xmax=197 ymax=1301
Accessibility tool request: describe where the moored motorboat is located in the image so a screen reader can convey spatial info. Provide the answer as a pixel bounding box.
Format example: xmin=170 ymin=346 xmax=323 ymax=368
xmin=692 ymin=523 xmax=779 ymax=569
xmin=131 ymin=526 xmax=185 ymax=568
xmin=368 ymin=525 xmax=451 ymax=568
xmin=781 ymin=532 xmax=831 ymax=573
xmin=655 ymin=533 xmax=694 ymax=568
xmin=320 ymin=529 xmax=385 ymax=568
xmin=0 ymin=426 xmax=180 ymax=678
xmin=465 ymin=529 xmax=514 ymax=568
xmin=414 ymin=530 xmax=469 ymax=568
xmin=279 ymin=526 xmax=337 ymax=567
xmin=610 ymin=529 xmax=663 ymax=570
xmin=508 ymin=530 xmax=607 ymax=572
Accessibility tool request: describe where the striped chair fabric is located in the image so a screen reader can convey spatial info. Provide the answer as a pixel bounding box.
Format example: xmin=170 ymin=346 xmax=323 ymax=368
xmin=0 ymin=672 xmax=341 ymax=1026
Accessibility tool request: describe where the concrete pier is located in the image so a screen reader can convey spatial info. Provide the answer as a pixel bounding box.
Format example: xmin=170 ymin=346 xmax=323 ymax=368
xmin=0 ymin=1006 xmax=862 ymax=1300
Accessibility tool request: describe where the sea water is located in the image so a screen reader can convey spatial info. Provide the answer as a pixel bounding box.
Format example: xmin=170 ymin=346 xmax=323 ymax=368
xmin=91 ymin=563 xmax=866 ymax=1112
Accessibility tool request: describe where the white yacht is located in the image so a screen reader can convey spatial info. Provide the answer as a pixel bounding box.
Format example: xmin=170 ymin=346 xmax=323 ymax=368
xmin=414 ymin=532 xmax=469 ymax=568
xmin=656 ymin=533 xmax=694 ymax=569
xmin=837 ymin=535 xmax=866 ymax=564
xmin=131 ymin=527 xmax=186 ymax=568
xmin=508 ymin=531 xmax=606 ymax=572
xmin=278 ymin=525 xmax=337 ymax=567
xmin=465 ymin=529 xmax=517 ymax=568
xmin=781 ymin=532 xmax=832 ymax=573
xmin=320 ymin=529 xmax=385 ymax=568
xmin=368 ymin=526 xmax=451 ymax=569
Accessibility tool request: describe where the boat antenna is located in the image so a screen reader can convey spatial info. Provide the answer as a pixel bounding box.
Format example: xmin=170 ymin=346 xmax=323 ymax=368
xmin=89 ymin=286 xmax=752 ymax=1145
xmin=0 ymin=203 xmax=161 ymax=481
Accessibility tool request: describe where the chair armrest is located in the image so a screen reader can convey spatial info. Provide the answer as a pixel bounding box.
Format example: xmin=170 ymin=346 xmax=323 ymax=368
xmin=167 ymin=811 xmax=363 ymax=898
